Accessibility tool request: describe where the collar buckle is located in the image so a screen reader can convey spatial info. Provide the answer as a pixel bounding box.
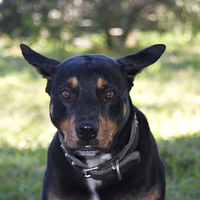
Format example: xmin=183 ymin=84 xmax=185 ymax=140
xmin=82 ymin=166 xmax=99 ymax=178
xmin=111 ymin=159 xmax=122 ymax=180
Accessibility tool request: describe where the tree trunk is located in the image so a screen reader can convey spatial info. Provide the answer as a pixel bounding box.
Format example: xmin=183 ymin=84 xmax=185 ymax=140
xmin=106 ymin=31 xmax=114 ymax=49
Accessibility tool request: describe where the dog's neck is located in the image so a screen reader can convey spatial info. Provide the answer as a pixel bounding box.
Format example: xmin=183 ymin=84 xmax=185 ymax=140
xmin=86 ymin=153 xmax=112 ymax=168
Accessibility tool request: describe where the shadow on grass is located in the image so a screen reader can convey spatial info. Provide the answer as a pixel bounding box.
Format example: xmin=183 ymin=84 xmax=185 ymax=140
xmin=0 ymin=133 xmax=200 ymax=199
xmin=0 ymin=56 xmax=39 ymax=79
xmin=158 ymin=133 xmax=200 ymax=200
xmin=161 ymin=50 xmax=200 ymax=71
xmin=0 ymin=145 xmax=46 ymax=200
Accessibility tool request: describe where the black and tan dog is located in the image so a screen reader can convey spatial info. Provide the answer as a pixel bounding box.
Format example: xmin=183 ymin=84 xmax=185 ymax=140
xmin=20 ymin=44 xmax=166 ymax=200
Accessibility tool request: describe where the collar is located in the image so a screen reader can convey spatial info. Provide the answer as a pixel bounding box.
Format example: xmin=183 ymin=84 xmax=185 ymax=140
xmin=58 ymin=113 xmax=140 ymax=181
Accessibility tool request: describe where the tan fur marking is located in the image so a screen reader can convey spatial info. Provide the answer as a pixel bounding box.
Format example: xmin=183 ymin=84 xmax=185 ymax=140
xmin=97 ymin=78 xmax=107 ymax=89
xmin=48 ymin=192 xmax=57 ymax=200
xmin=123 ymin=103 xmax=127 ymax=117
xmin=60 ymin=115 xmax=77 ymax=149
xmin=50 ymin=103 xmax=53 ymax=117
xmin=142 ymin=185 xmax=161 ymax=200
xmin=68 ymin=77 xmax=78 ymax=88
xmin=59 ymin=115 xmax=118 ymax=150
xmin=97 ymin=115 xmax=118 ymax=149
xmin=48 ymin=192 xmax=59 ymax=200
xmin=48 ymin=191 xmax=69 ymax=200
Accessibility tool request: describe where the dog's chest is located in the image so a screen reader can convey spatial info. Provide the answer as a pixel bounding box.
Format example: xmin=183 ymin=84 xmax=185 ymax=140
xmin=86 ymin=154 xmax=111 ymax=200
xmin=86 ymin=178 xmax=102 ymax=200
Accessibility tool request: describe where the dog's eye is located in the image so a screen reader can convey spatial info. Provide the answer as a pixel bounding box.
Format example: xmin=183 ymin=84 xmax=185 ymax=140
xmin=61 ymin=90 xmax=71 ymax=99
xmin=105 ymin=91 xmax=115 ymax=99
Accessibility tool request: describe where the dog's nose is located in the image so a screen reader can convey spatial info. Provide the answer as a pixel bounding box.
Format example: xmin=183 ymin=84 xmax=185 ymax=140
xmin=75 ymin=122 xmax=98 ymax=141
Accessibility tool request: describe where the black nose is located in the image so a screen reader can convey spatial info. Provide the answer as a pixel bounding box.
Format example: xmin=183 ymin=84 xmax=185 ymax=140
xmin=75 ymin=122 xmax=98 ymax=141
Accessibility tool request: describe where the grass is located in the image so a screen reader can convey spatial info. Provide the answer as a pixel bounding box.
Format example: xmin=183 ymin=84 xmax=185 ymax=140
xmin=0 ymin=32 xmax=200 ymax=199
xmin=0 ymin=146 xmax=45 ymax=200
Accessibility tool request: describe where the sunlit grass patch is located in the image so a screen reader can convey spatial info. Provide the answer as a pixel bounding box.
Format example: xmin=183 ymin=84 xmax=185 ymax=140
xmin=130 ymin=48 xmax=200 ymax=139
xmin=0 ymin=72 xmax=55 ymax=149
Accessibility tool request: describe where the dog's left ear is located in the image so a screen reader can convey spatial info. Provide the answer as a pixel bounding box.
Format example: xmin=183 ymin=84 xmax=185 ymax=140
xmin=117 ymin=44 xmax=166 ymax=77
xmin=20 ymin=44 xmax=60 ymax=79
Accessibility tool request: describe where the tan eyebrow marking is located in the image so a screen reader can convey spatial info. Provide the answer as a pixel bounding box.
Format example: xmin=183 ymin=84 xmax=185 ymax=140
xmin=97 ymin=78 xmax=107 ymax=89
xmin=68 ymin=77 xmax=78 ymax=88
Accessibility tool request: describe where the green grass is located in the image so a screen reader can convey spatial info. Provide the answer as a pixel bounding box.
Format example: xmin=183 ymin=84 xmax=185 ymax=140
xmin=160 ymin=135 xmax=200 ymax=199
xmin=0 ymin=146 xmax=46 ymax=200
xmin=0 ymin=32 xmax=200 ymax=199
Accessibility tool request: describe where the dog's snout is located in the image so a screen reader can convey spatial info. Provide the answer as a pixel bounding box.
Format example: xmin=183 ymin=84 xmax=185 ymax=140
xmin=75 ymin=122 xmax=98 ymax=141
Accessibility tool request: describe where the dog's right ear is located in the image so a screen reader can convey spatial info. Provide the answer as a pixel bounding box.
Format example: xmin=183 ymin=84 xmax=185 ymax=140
xmin=20 ymin=44 xmax=60 ymax=79
xmin=117 ymin=44 xmax=166 ymax=77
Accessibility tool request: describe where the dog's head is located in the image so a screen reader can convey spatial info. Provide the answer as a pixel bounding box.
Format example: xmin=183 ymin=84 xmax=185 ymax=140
xmin=20 ymin=44 xmax=165 ymax=156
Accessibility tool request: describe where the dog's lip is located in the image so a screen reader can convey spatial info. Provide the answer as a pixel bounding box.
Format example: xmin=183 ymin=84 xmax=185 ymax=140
xmin=73 ymin=146 xmax=102 ymax=157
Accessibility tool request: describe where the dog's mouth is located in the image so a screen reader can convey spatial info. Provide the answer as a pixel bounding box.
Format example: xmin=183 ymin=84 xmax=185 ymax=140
xmin=72 ymin=146 xmax=102 ymax=157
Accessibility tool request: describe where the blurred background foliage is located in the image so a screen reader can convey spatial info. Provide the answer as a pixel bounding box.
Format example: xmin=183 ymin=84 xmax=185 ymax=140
xmin=0 ymin=0 xmax=200 ymax=199
xmin=1 ymin=0 xmax=200 ymax=49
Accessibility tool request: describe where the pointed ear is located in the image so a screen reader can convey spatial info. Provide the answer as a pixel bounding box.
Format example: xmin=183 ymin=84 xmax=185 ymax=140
xmin=20 ymin=44 xmax=60 ymax=79
xmin=117 ymin=44 xmax=166 ymax=77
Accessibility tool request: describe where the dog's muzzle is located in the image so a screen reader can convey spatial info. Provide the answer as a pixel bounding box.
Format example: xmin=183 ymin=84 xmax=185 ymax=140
xmin=58 ymin=113 xmax=140 ymax=181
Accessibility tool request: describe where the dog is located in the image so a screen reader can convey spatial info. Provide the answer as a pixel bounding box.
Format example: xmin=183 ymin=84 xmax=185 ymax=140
xmin=20 ymin=44 xmax=166 ymax=200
